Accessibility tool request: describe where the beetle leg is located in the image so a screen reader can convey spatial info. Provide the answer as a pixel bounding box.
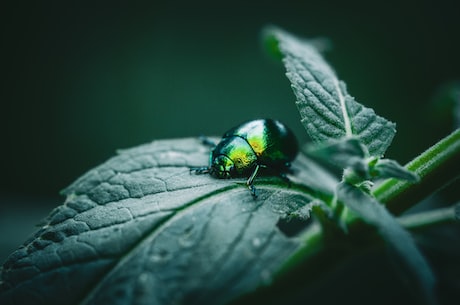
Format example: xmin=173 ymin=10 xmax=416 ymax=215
xmin=190 ymin=166 xmax=210 ymax=175
xmin=248 ymin=184 xmax=257 ymax=198
xmin=246 ymin=164 xmax=261 ymax=198
xmin=190 ymin=135 xmax=214 ymax=175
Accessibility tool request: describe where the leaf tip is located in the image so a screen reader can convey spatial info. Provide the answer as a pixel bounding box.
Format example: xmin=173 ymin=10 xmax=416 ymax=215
xmin=455 ymin=203 xmax=460 ymax=221
xmin=261 ymin=25 xmax=284 ymax=60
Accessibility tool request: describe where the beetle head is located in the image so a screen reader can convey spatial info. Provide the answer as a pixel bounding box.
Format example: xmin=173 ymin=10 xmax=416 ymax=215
xmin=210 ymin=155 xmax=234 ymax=179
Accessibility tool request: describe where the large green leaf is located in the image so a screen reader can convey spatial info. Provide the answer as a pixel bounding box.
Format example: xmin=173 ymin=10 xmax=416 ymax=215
xmin=0 ymin=138 xmax=334 ymax=305
xmin=265 ymin=27 xmax=396 ymax=157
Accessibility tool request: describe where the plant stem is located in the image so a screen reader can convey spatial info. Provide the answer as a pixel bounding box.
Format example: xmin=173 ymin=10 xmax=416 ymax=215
xmin=398 ymin=205 xmax=459 ymax=230
xmin=242 ymin=130 xmax=460 ymax=304
xmin=373 ymin=129 xmax=460 ymax=215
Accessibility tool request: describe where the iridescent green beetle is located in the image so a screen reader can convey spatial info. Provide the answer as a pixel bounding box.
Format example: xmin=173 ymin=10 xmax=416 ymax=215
xmin=192 ymin=119 xmax=298 ymax=197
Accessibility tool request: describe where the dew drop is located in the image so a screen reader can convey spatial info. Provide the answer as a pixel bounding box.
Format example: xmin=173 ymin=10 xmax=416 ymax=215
xmin=136 ymin=273 xmax=151 ymax=295
xmin=260 ymin=269 xmax=273 ymax=285
xmin=151 ymin=248 xmax=171 ymax=263
xmin=178 ymin=225 xmax=195 ymax=248
xmin=137 ymin=272 xmax=149 ymax=284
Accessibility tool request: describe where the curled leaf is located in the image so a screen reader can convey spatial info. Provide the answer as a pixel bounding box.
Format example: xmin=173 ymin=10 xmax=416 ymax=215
xmin=371 ymin=159 xmax=420 ymax=182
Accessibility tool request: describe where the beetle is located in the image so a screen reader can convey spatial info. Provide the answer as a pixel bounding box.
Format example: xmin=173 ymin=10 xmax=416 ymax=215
xmin=191 ymin=119 xmax=298 ymax=197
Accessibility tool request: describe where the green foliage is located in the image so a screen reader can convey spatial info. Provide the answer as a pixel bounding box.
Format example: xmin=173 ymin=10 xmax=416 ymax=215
xmin=1 ymin=27 xmax=459 ymax=305
xmin=264 ymin=27 xmax=396 ymax=157
xmin=0 ymin=140 xmax=332 ymax=305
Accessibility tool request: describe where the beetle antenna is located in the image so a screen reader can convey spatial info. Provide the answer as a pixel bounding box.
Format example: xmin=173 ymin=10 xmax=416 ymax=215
xmin=199 ymin=135 xmax=217 ymax=148
xmin=190 ymin=167 xmax=210 ymax=175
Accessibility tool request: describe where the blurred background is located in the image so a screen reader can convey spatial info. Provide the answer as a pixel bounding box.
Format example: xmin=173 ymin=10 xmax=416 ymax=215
xmin=1 ymin=0 xmax=459 ymax=295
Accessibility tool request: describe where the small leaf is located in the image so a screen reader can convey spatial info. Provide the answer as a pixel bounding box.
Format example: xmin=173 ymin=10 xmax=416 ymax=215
xmin=306 ymin=137 xmax=368 ymax=174
xmin=307 ymin=138 xmax=419 ymax=184
xmin=0 ymin=138 xmax=329 ymax=305
xmin=265 ymin=27 xmax=396 ymax=157
xmin=398 ymin=205 xmax=458 ymax=229
xmin=338 ymin=183 xmax=437 ymax=305
xmin=371 ymin=159 xmax=420 ymax=182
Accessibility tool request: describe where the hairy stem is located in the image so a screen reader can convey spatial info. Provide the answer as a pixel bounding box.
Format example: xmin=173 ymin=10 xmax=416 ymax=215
xmin=373 ymin=129 xmax=460 ymax=215
xmin=398 ymin=205 xmax=459 ymax=230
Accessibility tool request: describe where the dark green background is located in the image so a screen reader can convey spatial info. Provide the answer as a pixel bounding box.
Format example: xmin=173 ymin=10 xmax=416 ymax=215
xmin=1 ymin=0 xmax=459 ymax=273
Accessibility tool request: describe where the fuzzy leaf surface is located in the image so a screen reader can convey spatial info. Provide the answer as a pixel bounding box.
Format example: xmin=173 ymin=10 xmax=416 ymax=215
xmin=266 ymin=27 xmax=396 ymax=157
xmin=372 ymin=159 xmax=419 ymax=182
xmin=0 ymin=138 xmax=333 ymax=305
xmin=307 ymin=137 xmax=367 ymax=173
